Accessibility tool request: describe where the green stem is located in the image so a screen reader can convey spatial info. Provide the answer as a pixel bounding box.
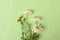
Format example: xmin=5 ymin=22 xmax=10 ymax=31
xmin=25 ymin=15 xmax=32 ymax=40
xmin=21 ymin=21 xmax=24 ymax=40
xmin=24 ymin=21 xmax=32 ymax=40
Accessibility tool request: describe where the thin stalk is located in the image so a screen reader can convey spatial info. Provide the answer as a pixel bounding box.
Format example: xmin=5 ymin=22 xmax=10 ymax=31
xmin=21 ymin=21 xmax=24 ymax=40
xmin=25 ymin=15 xmax=32 ymax=40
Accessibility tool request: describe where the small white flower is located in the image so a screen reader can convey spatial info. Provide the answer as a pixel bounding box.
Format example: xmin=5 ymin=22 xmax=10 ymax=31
xmin=32 ymin=25 xmax=42 ymax=33
xmin=32 ymin=16 xmax=40 ymax=21
xmin=24 ymin=9 xmax=32 ymax=15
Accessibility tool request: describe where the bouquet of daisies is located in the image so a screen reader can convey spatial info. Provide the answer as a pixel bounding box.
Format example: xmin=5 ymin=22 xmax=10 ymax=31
xmin=17 ymin=9 xmax=43 ymax=40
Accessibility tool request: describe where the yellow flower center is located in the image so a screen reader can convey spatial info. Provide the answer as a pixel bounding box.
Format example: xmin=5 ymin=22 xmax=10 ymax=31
xmin=35 ymin=26 xmax=40 ymax=30
xmin=33 ymin=16 xmax=38 ymax=18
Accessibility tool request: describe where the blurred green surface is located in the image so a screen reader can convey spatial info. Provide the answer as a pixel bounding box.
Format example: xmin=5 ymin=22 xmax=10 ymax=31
xmin=0 ymin=0 xmax=60 ymax=40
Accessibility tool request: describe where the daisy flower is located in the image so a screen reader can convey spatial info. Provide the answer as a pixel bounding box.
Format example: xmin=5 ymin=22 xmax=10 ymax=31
xmin=32 ymin=25 xmax=42 ymax=33
xmin=32 ymin=16 xmax=40 ymax=21
xmin=24 ymin=9 xmax=32 ymax=15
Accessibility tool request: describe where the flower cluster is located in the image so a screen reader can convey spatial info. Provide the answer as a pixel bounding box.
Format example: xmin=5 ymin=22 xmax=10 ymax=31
xmin=17 ymin=9 xmax=43 ymax=40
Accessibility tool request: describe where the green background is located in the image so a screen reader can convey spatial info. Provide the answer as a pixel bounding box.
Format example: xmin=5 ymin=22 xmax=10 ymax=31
xmin=0 ymin=0 xmax=60 ymax=40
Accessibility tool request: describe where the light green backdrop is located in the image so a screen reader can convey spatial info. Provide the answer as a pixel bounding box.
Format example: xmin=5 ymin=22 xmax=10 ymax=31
xmin=0 ymin=0 xmax=60 ymax=40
